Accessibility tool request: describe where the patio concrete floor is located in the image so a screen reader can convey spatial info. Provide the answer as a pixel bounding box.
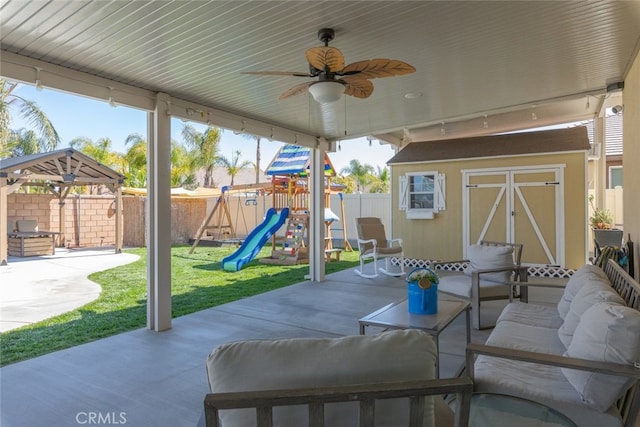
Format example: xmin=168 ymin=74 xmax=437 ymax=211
xmin=0 ymin=263 xmax=564 ymax=427
xmin=0 ymin=247 xmax=140 ymax=332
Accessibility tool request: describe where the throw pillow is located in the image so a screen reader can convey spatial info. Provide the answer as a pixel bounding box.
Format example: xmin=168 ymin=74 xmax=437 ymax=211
xmin=463 ymin=244 xmax=514 ymax=283
xmin=557 ymin=265 xmax=609 ymax=320
xmin=562 ymin=303 xmax=640 ymax=412
xmin=557 ymin=279 xmax=624 ymax=347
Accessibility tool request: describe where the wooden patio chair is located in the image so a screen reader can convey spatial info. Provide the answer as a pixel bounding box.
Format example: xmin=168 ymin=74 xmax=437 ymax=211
xmin=354 ymin=217 xmax=405 ymax=278
xmin=430 ymin=241 xmax=526 ymax=330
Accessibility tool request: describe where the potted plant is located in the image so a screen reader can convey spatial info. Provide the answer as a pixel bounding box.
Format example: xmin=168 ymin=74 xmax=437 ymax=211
xmin=406 ymin=267 xmax=439 ymax=314
xmin=589 ymin=195 xmax=623 ymax=247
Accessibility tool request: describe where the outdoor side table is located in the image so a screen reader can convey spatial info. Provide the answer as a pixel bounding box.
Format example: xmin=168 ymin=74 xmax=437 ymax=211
xmin=359 ymin=298 xmax=470 ymax=378
xmin=470 ymin=393 xmax=577 ymax=427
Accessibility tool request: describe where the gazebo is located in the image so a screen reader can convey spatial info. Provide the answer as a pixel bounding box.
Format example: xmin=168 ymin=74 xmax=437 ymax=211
xmin=0 ymin=148 xmax=125 ymax=265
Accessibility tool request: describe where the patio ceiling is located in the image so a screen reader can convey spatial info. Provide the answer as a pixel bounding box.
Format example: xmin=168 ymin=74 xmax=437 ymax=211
xmin=1 ymin=1 xmax=639 ymax=148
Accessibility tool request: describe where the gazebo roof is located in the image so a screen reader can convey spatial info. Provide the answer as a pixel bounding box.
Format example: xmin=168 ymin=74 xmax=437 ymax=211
xmin=0 ymin=148 xmax=124 ymax=186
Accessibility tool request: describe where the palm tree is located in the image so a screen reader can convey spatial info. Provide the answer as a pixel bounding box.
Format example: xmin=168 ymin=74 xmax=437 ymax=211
xmin=369 ymin=165 xmax=390 ymax=193
xmin=181 ymin=124 xmax=221 ymax=188
xmin=216 ymin=149 xmax=252 ymax=186
xmin=123 ymin=134 xmax=148 ymax=188
xmin=238 ymin=133 xmax=262 ymax=184
xmin=70 ymin=137 xmax=123 ymax=170
xmin=340 ymin=159 xmax=375 ymax=193
xmin=0 ymin=79 xmax=60 ymax=157
xmin=170 ymin=142 xmax=198 ymax=188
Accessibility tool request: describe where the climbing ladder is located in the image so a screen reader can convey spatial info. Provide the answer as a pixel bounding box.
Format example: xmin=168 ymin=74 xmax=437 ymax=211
xmin=260 ymin=212 xmax=308 ymax=265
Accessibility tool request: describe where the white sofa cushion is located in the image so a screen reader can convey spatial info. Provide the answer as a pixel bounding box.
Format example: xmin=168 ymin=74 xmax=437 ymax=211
xmin=206 ymin=330 xmax=445 ymax=427
xmin=562 ymin=303 xmax=640 ymax=412
xmin=463 ymin=244 xmax=514 ymax=283
xmin=557 ymin=264 xmax=610 ymax=320
xmin=558 ymin=279 xmax=624 ymax=347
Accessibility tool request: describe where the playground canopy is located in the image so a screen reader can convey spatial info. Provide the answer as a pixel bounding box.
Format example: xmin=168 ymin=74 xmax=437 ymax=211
xmin=266 ymin=145 xmax=336 ymax=177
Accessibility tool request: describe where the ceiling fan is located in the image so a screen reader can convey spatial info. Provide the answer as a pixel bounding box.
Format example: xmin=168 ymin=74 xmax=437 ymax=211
xmin=243 ymin=28 xmax=416 ymax=103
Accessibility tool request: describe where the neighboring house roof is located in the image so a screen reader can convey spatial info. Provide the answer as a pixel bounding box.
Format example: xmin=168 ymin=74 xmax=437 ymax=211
xmin=388 ymin=127 xmax=590 ymax=164
xmin=265 ymin=144 xmax=337 ymax=177
xmin=604 ymin=113 xmax=623 ymax=156
xmin=572 ymin=113 xmax=622 ymax=157
xmin=0 ymin=148 xmax=124 ymax=185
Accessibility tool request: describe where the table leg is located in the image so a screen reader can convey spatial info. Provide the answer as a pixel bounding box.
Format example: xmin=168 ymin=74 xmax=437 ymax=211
xmin=465 ymin=305 xmax=471 ymax=345
xmin=434 ymin=335 xmax=440 ymax=379
xmin=359 ymin=323 xmax=366 ymax=335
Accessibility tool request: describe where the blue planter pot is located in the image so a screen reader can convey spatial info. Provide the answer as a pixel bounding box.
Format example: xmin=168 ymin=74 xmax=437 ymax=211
xmin=407 ymin=282 xmax=438 ymax=314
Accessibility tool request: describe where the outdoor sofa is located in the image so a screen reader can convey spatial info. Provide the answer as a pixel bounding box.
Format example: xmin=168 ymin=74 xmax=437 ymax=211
xmin=203 ymin=329 xmax=472 ymax=427
xmin=467 ymin=259 xmax=640 ymax=427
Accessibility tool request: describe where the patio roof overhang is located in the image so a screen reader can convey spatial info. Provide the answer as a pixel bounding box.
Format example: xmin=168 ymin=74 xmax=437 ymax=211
xmin=1 ymin=1 xmax=639 ymax=331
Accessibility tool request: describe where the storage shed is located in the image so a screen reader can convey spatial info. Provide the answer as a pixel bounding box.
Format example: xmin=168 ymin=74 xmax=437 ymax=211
xmin=388 ymin=127 xmax=591 ymax=270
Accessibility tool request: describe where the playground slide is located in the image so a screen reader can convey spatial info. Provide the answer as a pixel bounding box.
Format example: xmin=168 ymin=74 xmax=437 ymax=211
xmin=222 ymin=207 xmax=290 ymax=272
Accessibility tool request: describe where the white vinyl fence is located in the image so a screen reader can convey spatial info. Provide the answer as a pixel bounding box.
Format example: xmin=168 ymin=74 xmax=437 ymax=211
xmin=220 ymin=193 xmax=392 ymax=248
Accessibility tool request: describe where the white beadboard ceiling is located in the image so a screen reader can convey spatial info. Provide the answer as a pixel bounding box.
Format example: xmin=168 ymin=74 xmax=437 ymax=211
xmin=1 ymin=0 xmax=639 ymax=146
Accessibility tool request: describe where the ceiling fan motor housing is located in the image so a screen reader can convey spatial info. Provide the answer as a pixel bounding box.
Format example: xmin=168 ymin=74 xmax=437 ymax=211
xmin=317 ymin=28 xmax=335 ymax=45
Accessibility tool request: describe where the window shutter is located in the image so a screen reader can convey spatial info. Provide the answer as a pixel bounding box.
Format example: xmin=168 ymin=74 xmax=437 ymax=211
xmin=435 ymin=173 xmax=446 ymax=211
xmin=399 ymin=175 xmax=408 ymax=211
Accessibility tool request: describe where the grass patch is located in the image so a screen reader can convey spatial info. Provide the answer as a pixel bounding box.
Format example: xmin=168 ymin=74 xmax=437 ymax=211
xmin=0 ymin=245 xmax=360 ymax=366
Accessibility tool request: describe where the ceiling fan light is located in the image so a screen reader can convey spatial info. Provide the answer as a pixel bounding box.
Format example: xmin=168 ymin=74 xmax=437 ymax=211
xmin=308 ymin=81 xmax=344 ymax=103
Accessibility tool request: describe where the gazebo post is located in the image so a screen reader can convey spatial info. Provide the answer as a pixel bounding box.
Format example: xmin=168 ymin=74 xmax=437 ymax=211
xmin=115 ymin=185 xmax=122 ymax=253
xmin=58 ymin=194 xmax=65 ymax=248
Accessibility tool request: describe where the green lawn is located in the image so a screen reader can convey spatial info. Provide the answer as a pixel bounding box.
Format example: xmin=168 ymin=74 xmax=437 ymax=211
xmin=0 ymin=245 xmax=360 ymax=367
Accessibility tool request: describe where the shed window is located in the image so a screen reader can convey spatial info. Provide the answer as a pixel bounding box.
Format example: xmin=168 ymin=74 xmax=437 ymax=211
xmin=399 ymin=172 xmax=445 ymax=219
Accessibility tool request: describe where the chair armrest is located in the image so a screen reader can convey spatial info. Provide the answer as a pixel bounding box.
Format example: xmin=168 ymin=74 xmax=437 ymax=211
xmin=356 ymin=238 xmax=377 ymax=252
xmin=465 ymin=343 xmax=640 ymax=380
xmin=388 ymin=237 xmax=403 ymax=247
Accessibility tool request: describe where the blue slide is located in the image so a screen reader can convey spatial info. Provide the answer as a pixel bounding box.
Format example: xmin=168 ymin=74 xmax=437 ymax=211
xmin=222 ymin=207 xmax=290 ymax=272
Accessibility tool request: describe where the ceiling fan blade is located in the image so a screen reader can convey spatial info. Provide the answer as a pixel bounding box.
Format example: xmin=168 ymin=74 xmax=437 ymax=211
xmin=279 ymin=81 xmax=315 ymax=100
xmin=342 ymin=59 xmax=416 ymax=79
xmin=340 ymin=78 xmax=374 ymax=99
xmin=242 ymin=71 xmax=314 ymax=77
xmin=305 ymin=46 xmax=345 ymax=72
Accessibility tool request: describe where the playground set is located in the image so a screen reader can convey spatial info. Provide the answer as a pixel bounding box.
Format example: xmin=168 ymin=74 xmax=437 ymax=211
xmin=190 ymin=144 xmax=351 ymax=271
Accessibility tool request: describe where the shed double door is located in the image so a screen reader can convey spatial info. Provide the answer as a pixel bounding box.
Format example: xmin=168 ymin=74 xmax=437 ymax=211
xmin=462 ymin=166 xmax=564 ymax=267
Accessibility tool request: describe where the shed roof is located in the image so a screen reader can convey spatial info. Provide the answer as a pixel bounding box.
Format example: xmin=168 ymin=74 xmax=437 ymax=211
xmin=387 ymin=127 xmax=590 ymax=165
xmin=0 ymin=148 xmax=124 ymax=186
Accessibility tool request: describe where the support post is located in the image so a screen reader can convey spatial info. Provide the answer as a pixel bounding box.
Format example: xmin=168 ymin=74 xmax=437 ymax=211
xmin=309 ymin=144 xmax=325 ymax=282
xmin=0 ymin=175 xmax=7 ymax=265
xmin=147 ymin=95 xmax=172 ymax=331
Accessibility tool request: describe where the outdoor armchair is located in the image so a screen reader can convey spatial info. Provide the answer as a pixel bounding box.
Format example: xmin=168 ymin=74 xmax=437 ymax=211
xmin=430 ymin=241 xmax=525 ymax=330
xmin=354 ymin=217 xmax=405 ymax=278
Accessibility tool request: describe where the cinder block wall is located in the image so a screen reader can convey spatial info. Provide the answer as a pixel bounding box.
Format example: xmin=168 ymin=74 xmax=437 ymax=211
xmin=7 ymin=193 xmax=118 ymax=248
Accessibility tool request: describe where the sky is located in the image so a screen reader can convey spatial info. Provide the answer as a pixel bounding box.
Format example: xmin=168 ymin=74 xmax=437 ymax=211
xmin=9 ymin=83 xmax=398 ymax=173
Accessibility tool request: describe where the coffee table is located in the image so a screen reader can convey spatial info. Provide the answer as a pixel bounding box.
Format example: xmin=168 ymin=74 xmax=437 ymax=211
xmin=359 ymin=298 xmax=470 ymax=378
xmin=470 ymin=393 xmax=577 ymax=426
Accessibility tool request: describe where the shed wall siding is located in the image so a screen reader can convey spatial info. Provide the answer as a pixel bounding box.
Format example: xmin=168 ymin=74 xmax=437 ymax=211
xmin=391 ymin=151 xmax=587 ymax=269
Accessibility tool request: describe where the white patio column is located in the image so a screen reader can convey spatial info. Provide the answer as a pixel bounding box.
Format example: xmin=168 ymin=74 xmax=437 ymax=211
xmin=147 ymin=93 xmax=172 ymax=331
xmin=0 ymin=175 xmax=7 ymax=265
xmin=309 ymin=144 xmax=326 ymax=282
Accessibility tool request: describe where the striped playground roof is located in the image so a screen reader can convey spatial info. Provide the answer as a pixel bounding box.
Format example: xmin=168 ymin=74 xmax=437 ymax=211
xmin=265 ymin=144 xmax=336 ymax=177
